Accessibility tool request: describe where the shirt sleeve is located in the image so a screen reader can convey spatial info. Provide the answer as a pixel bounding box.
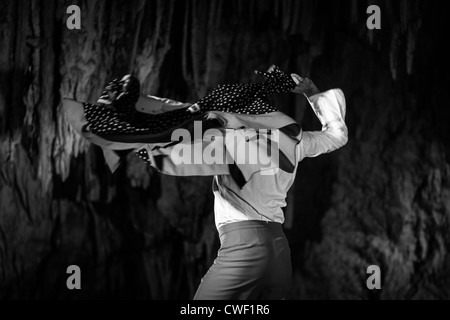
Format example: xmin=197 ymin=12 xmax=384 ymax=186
xmin=296 ymin=88 xmax=348 ymax=161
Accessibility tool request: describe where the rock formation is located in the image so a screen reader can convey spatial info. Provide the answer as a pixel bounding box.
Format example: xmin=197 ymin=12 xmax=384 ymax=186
xmin=0 ymin=0 xmax=448 ymax=299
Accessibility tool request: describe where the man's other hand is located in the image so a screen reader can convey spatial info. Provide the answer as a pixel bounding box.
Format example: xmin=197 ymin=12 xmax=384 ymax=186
xmin=290 ymin=74 xmax=319 ymax=98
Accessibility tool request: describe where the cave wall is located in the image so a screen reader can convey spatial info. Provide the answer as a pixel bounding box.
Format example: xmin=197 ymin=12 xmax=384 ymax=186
xmin=0 ymin=0 xmax=449 ymax=299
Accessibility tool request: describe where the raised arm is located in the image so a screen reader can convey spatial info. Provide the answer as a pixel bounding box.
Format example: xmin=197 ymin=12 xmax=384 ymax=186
xmin=290 ymin=74 xmax=348 ymax=160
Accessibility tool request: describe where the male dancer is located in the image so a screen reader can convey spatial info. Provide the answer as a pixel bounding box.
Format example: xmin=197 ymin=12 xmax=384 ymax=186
xmin=63 ymin=68 xmax=348 ymax=299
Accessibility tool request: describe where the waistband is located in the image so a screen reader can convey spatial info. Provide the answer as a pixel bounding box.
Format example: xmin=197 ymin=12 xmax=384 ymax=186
xmin=218 ymin=220 xmax=284 ymax=238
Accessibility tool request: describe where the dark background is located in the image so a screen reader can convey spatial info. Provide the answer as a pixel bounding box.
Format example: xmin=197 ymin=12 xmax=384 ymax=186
xmin=0 ymin=0 xmax=449 ymax=299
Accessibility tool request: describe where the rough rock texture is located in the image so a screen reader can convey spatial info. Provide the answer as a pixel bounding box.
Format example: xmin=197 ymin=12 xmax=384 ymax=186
xmin=0 ymin=0 xmax=448 ymax=299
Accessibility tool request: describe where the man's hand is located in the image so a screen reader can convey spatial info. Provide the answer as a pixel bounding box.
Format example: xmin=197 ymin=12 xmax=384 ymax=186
xmin=290 ymin=73 xmax=319 ymax=98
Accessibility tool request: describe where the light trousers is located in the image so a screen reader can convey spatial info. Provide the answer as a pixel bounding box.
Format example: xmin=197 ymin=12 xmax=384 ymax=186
xmin=194 ymin=220 xmax=292 ymax=300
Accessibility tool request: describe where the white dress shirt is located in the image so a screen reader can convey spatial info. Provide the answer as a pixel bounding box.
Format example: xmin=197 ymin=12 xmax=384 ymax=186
xmin=211 ymin=89 xmax=348 ymax=228
xmin=69 ymin=88 xmax=348 ymax=230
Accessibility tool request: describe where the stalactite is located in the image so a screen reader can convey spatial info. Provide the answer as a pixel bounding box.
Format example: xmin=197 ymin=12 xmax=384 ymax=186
xmin=389 ymin=27 xmax=400 ymax=80
xmin=235 ymin=0 xmax=244 ymax=21
xmin=400 ymin=0 xmax=409 ymax=33
xmin=289 ymin=0 xmax=301 ymax=35
xmin=406 ymin=1 xmax=421 ymax=76
xmin=135 ymin=0 xmax=175 ymax=95
xmin=55 ymin=0 xmax=111 ymax=181
xmin=406 ymin=20 xmax=420 ymax=76
xmin=282 ymin=0 xmax=292 ymax=33
xmin=204 ymin=0 xmax=218 ymax=90
xmin=189 ymin=0 xmax=206 ymax=97
xmin=128 ymin=1 xmax=146 ymax=74
xmin=274 ymin=0 xmax=280 ymax=19
xmin=248 ymin=0 xmax=256 ymax=26
xmin=298 ymin=0 xmax=315 ymax=41
xmin=351 ymin=0 xmax=358 ymax=24
xmin=37 ymin=0 xmax=57 ymax=193
xmin=181 ymin=0 xmax=192 ymax=93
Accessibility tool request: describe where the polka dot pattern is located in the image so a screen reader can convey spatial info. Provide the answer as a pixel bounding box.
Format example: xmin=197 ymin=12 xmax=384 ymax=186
xmin=136 ymin=148 xmax=150 ymax=163
xmin=84 ymin=66 xmax=296 ymax=139
xmin=86 ymin=66 xmax=296 ymax=166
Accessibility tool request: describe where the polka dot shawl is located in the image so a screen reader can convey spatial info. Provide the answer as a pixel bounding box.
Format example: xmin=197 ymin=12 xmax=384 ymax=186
xmin=83 ymin=66 xmax=296 ymax=137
